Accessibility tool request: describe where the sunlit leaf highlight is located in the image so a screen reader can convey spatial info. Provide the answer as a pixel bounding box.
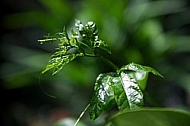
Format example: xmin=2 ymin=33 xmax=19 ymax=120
xmin=39 ymin=21 xmax=164 ymax=124
xmin=89 ymin=62 xmax=163 ymax=120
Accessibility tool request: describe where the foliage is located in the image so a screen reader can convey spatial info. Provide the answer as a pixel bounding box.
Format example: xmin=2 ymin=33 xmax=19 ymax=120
xmin=2 ymin=0 xmax=190 ymax=126
xmin=39 ymin=20 xmax=163 ymax=125
xmin=107 ymin=108 xmax=190 ymax=126
xmin=39 ymin=20 xmax=110 ymax=75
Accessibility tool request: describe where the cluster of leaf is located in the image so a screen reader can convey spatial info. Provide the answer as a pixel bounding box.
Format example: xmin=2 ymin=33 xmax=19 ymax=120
xmin=89 ymin=62 xmax=163 ymax=120
xmin=39 ymin=20 xmax=163 ymax=123
xmin=38 ymin=20 xmax=110 ymax=75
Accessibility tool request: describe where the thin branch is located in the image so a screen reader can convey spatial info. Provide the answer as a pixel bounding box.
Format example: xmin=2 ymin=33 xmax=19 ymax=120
xmin=74 ymin=103 xmax=90 ymax=126
xmin=97 ymin=55 xmax=119 ymax=72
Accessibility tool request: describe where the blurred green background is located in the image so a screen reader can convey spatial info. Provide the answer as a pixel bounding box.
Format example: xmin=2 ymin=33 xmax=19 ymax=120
xmin=0 ymin=0 xmax=190 ymax=125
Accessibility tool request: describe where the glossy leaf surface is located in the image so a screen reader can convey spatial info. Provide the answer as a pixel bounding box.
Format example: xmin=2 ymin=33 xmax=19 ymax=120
xmin=111 ymin=76 xmax=129 ymax=111
xmin=39 ymin=21 xmax=164 ymax=123
xmin=119 ymin=62 xmax=163 ymax=90
xmin=120 ymin=62 xmax=163 ymax=78
xmin=89 ymin=70 xmax=144 ymax=120
xmin=119 ymin=71 xmax=143 ymax=109
xmin=89 ymin=63 xmax=163 ymax=120
xmin=89 ymin=73 xmax=116 ymax=120
xmin=42 ymin=53 xmax=83 ymax=75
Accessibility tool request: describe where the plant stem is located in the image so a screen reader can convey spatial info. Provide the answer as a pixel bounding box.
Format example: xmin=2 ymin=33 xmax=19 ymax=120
xmin=97 ymin=55 xmax=119 ymax=72
xmin=84 ymin=53 xmax=119 ymax=72
xmin=74 ymin=103 xmax=90 ymax=126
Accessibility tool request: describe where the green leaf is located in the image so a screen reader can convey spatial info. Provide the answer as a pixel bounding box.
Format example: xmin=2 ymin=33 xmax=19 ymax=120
xmin=120 ymin=62 xmax=164 ymax=78
xmin=39 ymin=20 xmax=112 ymax=75
xmin=119 ymin=71 xmax=144 ymax=109
xmin=42 ymin=53 xmax=83 ymax=75
xmin=39 ymin=26 xmax=85 ymax=75
xmin=89 ymin=73 xmax=116 ymax=120
xmin=89 ymin=71 xmax=144 ymax=120
xmin=111 ymin=76 xmax=129 ymax=110
xmin=88 ymin=62 xmax=163 ymax=120
xmin=119 ymin=62 xmax=163 ymax=90
xmin=107 ymin=108 xmax=190 ymax=126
